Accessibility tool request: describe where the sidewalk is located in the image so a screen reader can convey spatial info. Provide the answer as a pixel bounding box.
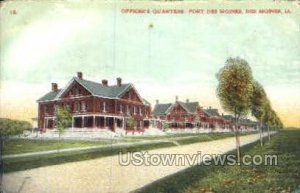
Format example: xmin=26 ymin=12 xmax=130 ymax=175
xmin=3 ymin=132 xmax=275 ymax=193
xmin=2 ymin=140 xmax=173 ymax=160
xmin=3 ymin=133 xmax=233 ymax=160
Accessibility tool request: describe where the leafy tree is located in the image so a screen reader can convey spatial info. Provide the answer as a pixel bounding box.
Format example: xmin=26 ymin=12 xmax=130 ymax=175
xmin=262 ymin=99 xmax=272 ymax=140
xmin=56 ymin=106 xmax=72 ymax=149
xmin=126 ymin=116 xmax=136 ymax=130
xmin=216 ymin=57 xmax=254 ymax=163
xmin=163 ymin=122 xmax=169 ymax=131
xmin=0 ymin=118 xmax=32 ymax=192
xmin=251 ymin=81 xmax=267 ymax=147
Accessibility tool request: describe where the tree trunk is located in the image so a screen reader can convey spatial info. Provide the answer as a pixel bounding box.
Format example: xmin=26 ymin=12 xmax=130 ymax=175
xmin=268 ymin=125 xmax=270 ymax=140
xmin=0 ymin=137 xmax=4 ymax=193
xmin=260 ymin=121 xmax=263 ymax=147
xmin=234 ymin=114 xmax=241 ymax=164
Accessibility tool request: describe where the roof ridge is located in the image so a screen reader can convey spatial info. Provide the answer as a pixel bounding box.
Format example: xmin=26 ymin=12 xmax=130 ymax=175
xmin=75 ymin=77 xmax=131 ymax=88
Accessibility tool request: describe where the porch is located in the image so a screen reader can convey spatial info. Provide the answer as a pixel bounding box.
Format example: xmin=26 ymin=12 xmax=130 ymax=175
xmin=44 ymin=114 xmax=150 ymax=132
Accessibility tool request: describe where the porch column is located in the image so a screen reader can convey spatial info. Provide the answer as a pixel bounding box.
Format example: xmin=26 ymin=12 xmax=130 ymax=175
xmin=81 ymin=116 xmax=84 ymax=128
xmin=93 ymin=116 xmax=96 ymax=130
xmin=113 ymin=117 xmax=116 ymax=132
xmin=104 ymin=116 xmax=106 ymax=129
xmin=123 ymin=117 xmax=126 ymax=130
xmin=72 ymin=117 xmax=74 ymax=132
xmin=43 ymin=118 xmax=46 ymax=130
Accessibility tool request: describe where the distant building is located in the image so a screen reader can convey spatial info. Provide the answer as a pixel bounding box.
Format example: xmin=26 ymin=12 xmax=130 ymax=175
xmin=152 ymin=98 xmax=210 ymax=129
xmin=204 ymin=107 xmax=226 ymax=129
xmin=37 ymin=72 xmax=151 ymax=132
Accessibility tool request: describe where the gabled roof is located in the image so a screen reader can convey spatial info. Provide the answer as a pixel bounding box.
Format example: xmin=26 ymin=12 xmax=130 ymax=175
xmin=205 ymin=108 xmax=220 ymax=117
xmin=153 ymin=103 xmax=172 ymax=116
xmin=37 ymin=89 xmax=62 ymax=102
xmin=142 ymin=98 xmax=151 ymax=106
xmin=153 ymin=101 xmax=199 ymax=116
xmin=240 ymin=118 xmax=257 ymax=125
xmin=178 ymin=101 xmax=199 ymax=113
xmin=38 ymin=76 xmax=144 ymax=102
xmin=222 ymin=114 xmax=234 ymax=121
xmin=72 ymin=77 xmax=132 ymax=98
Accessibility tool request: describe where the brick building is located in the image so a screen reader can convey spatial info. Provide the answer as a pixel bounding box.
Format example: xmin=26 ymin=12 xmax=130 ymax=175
xmin=37 ymin=72 xmax=151 ymax=132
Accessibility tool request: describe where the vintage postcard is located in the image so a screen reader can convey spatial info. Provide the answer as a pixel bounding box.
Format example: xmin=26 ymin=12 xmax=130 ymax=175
xmin=0 ymin=0 xmax=299 ymax=193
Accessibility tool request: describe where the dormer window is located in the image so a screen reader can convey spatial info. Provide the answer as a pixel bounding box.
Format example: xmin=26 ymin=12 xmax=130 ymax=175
xmin=129 ymin=92 xmax=132 ymax=100
xmin=75 ymin=88 xmax=79 ymax=96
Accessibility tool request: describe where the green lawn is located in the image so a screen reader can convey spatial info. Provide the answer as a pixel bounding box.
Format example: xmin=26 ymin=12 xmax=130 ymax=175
xmin=135 ymin=130 xmax=300 ymax=193
xmin=3 ymin=139 xmax=118 ymax=155
xmin=4 ymin=141 xmax=175 ymax=173
xmin=4 ymin=132 xmax=246 ymax=155
xmin=3 ymin=132 xmax=252 ymax=173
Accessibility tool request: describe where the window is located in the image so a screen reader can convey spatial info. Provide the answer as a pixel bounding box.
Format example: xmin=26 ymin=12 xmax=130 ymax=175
xmin=75 ymin=89 xmax=79 ymax=96
xmin=66 ymin=104 xmax=70 ymax=111
xmin=82 ymin=101 xmax=87 ymax=112
xmin=54 ymin=105 xmax=59 ymax=114
xmin=45 ymin=106 xmax=48 ymax=115
xmin=103 ymin=102 xmax=106 ymax=112
xmin=76 ymin=102 xmax=80 ymax=112
xmin=134 ymin=106 xmax=136 ymax=115
xmin=129 ymin=92 xmax=132 ymax=100
xmin=120 ymin=104 xmax=123 ymax=113
xmin=126 ymin=105 xmax=129 ymax=115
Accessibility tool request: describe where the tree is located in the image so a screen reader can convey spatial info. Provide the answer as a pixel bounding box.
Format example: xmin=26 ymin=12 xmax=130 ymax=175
xmin=56 ymin=106 xmax=72 ymax=149
xmin=262 ymin=99 xmax=272 ymax=141
xmin=216 ymin=57 xmax=254 ymax=163
xmin=126 ymin=116 xmax=136 ymax=130
xmin=0 ymin=118 xmax=32 ymax=192
xmin=251 ymin=81 xmax=267 ymax=147
xmin=163 ymin=122 xmax=169 ymax=131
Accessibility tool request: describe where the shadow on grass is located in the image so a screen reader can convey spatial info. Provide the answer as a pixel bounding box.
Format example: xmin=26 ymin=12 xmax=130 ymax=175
xmin=134 ymin=131 xmax=300 ymax=193
xmin=4 ymin=132 xmax=247 ymax=173
xmin=133 ymin=141 xmax=260 ymax=193
xmin=4 ymin=142 xmax=175 ymax=173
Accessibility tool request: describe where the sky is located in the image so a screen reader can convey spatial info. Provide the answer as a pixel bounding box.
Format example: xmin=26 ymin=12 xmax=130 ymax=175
xmin=0 ymin=1 xmax=299 ymax=127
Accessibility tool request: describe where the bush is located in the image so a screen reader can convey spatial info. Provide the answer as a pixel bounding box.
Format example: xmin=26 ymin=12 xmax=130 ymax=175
xmin=0 ymin=118 xmax=32 ymax=137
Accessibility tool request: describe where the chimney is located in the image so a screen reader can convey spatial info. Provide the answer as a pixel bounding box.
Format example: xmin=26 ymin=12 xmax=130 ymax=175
xmin=77 ymin=72 xmax=83 ymax=79
xmin=156 ymin=100 xmax=159 ymax=104
xmin=117 ymin=77 xmax=122 ymax=86
xmin=102 ymin=79 xmax=108 ymax=86
xmin=51 ymin=83 xmax=58 ymax=92
xmin=175 ymin=96 xmax=178 ymax=102
xmin=186 ymin=99 xmax=189 ymax=103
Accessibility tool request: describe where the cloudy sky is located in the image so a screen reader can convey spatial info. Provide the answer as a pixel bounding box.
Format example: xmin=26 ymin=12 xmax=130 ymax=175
xmin=0 ymin=1 xmax=299 ymax=127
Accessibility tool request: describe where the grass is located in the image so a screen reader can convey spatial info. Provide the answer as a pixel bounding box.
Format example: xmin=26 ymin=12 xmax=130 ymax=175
xmin=3 ymin=139 xmax=116 ymax=155
xmin=4 ymin=141 xmax=175 ymax=173
xmin=3 ymin=132 xmax=253 ymax=173
xmin=4 ymin=132 xmax=246 ymax=155
xmin=135 ymin=130 xmax=300 ymax=193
